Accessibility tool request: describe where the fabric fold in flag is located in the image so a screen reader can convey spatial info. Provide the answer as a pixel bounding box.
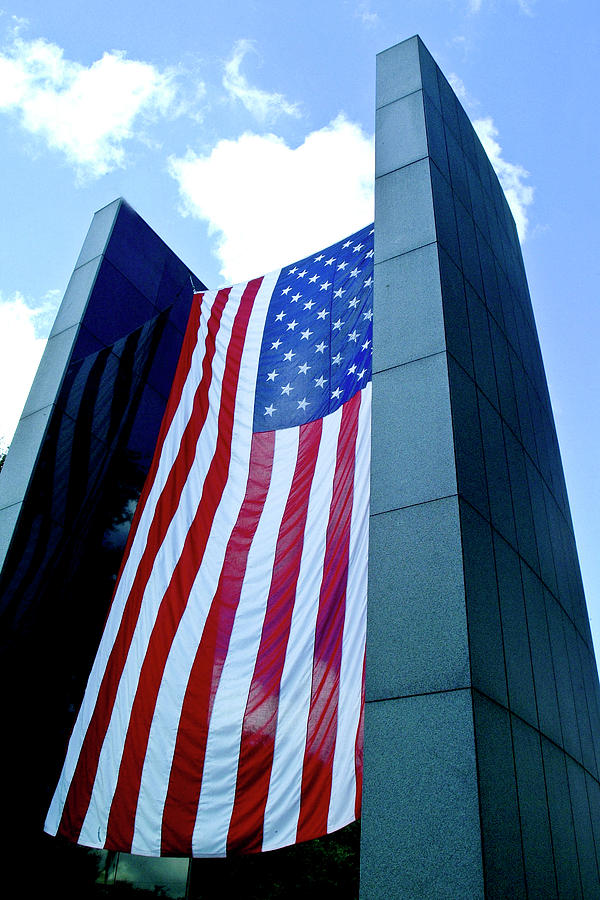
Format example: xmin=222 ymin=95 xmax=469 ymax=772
xmin=44 ymin=222 xmax=374 ymax=857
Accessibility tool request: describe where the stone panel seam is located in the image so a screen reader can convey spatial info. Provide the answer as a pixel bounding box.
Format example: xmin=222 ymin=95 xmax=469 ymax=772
xmin=14 ymin=402 xmax=57 ymax=425
xmin=375 ymin=152 xmax=430 ymax=180
xmin=369 ymin=491 xmax=459 ymax=519
xmin=552 ymin=603 xmax=600 ymax=880
xmin=374 ymin=238 xmax=438 ymax=266
xmin=436 ymin=269 xmax=487 ymax=876
xmin=365 ymin=685 xmax=472 ymax=704
xmin=456 ymin=488 xmax=591 ymax=661
xmin=74 ymin=252 xmax=104 ymax=273
xmin=373 ymin=347 xmax=446 ymax=376
xmin=445 ymin=344 xmax=582 ymax=567
xmin=471 ymin=686 xmax=600 ymax=790
xmin=46 ymin=323 xmax=81 ymax=343
xmin=435 ymin=243 xmax=549 ymax=424
xmin=376 ymin=86 xmax=424 ymax=112
xmin=427 ymin=151 xmax=528 ymax=318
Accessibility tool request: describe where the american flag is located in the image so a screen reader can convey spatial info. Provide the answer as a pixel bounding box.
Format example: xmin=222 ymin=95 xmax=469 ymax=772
xmin=44 ymin=223 xmax=373 ymax=857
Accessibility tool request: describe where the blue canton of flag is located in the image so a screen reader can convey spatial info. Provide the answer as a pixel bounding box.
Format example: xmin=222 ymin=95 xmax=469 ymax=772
xmin=254 ymin=223 xmax=374 ymax=431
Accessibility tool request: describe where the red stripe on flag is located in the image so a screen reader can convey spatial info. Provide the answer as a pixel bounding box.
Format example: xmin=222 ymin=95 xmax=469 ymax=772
xmin=116 ymin=287 xmax=229 ymax=626
xmin=104 ymin=279 xmax=262 ymax=851
xmin=226 ymin=419 xmax=323 ymax=854
xmin=354 ymin=647 xmax=365 ymax=820
xmin=160 ymin=429 xmax=275 ymax=855
xmin=114 ymin=293 xmax=204 ymax=592
xmin=56 ymin=283 xmax=254 ymax=844
xmin=296 ymin=391 xmax=360 ymax=843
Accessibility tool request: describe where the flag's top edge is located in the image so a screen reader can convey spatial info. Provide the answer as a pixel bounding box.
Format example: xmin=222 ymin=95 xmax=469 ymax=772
xmin=199 ymin=222 xmax=375 ymax=297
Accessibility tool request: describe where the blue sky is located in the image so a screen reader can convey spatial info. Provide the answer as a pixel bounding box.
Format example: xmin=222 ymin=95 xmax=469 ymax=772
xmin=0 ymin=0 xmax=598 ymax=652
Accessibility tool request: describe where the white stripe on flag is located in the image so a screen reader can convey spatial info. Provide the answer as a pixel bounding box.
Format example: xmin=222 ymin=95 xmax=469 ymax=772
xmin=191 ymin=426 xmax=300 ymax=857
xmin=44 ymin=220 xmax=374 ymax=857
xmin=43 ymin=292 xmax=214 ymax=836
xmin=328 ymin=383 xmax=370 ymax=830
xmin=261 ymin=405 xmax=343 ymax=851
xmin=130 ymin=274 xmax=277 ymax=856
xmin=76 ymin=283 xmax=249 ymax=848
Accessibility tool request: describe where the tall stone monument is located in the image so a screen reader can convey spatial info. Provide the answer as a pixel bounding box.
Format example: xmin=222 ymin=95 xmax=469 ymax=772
xmin=1 ymin=36 xmax=599 ymax=899
xmin=361 ymin=35 xmax=600 ymax=898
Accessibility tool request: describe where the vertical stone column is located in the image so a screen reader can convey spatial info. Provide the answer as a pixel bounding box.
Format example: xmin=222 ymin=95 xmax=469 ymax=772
xmin=360 ymin=37 xmax=484 ymax=898
xmin=362 ymin=34 xmax=600 ymax=898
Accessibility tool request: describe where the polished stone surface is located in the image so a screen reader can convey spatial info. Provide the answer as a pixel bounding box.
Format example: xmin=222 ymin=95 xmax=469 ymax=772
xmin=363 ymin=33 xmax=600 ymax=897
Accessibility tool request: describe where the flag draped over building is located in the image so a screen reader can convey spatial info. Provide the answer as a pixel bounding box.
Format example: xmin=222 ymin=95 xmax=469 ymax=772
xmin=44 ymin=223 xmax=374 ymax=857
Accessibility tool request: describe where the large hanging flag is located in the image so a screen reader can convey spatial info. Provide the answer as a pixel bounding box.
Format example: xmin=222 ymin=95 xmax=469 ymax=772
xmin=44 ymin=223 xmax=374 ymax=857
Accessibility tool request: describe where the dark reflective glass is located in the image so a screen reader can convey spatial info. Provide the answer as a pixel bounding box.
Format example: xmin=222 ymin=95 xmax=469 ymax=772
xmin=0 ymin=200 xmax=205 ymax=890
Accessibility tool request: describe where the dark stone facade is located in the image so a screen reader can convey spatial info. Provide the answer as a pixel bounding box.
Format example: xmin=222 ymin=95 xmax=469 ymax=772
xmin=362 ymin=35 xmax=600 ymax=898
xmin=0 ymin=199 xmax=202 ymax=893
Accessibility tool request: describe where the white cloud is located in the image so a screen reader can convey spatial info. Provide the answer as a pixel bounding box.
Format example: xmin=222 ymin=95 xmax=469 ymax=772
xmin=467 ymin=0 xmax=536 ymax=12
xmin=448 ymin=72 xmax=534 ymax=241
xmin=473 ymin=116 xmax=534 ymax=240
xmin=170 ymin=115 xmax=374 ymax=281
xmin=0 ymin=36 xmax=178 ymax=178
xmin=169 ymin=114 xmax=374 ymax=284
xmin=0 ymin=291 xmax=60 ymax=447
xmin=516 ymin=0 xmax=535 ymax=14
xmin=448 ymin=73 xmax=475 ymax=108
xmin=355 ymin=2 xmax=380 ymax=27
xmin=223 ymin=39 xmax=301 ymax=122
